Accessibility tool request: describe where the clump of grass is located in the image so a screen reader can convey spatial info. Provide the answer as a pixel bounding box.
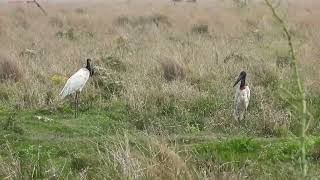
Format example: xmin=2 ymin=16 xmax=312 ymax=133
xmin=251 ymin=63 xmax=279 ymax=90
xmin=0 ymin=142 xmax=23 ymax=179
xmin=113 ymin=15 xmax=130 ymax=26
xmin=233 ymin=0 xmax=248 ymax=8
xmin=101 ymin=55 xmax=126 ymax=72
xmin=159 ymin=58 xmax=185 ymax=82
xmin=2 ymin=114 xmax=24 ymax=135
xmin=93 ymin=65 xmax=124 ymax=100
xmin=276 ymin=55 xmax=291 ymax=68
xmin=75 ymin=8 xmax=85 ymax=14
xmin=70 ymin=154 xmax=89 ymax=172
xmin=223 ymin=52 xmax=248 ymax=63
xmin=0 ymin=56 xmax=22 ymax=83
xmin=0 ymin=87 xmax=10 ymax=102
xmin=191 ymin=24 xmax=209 ymax=34
xmin=96 ymin=134 xmax=192 ymax=180
xmin=51 ymin=74 xmax=67 ymax=86
xmin=48 ymin=16 xmax=64 ymax=28
xmin=114 ymin=14 xmax=171 ymax=28
xmin=55 ymin=28 xmax=76 ymax=40
xmin=149 ymin=13 xmax=171 ymax=27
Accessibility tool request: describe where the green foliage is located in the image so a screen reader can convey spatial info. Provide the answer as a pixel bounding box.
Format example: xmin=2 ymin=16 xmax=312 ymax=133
xmin=18 ymin=145 xmax=49 ymax=179
xmin=105 ymin=101 xmax=130 ymax=121
xmin=309 ymin=139 xmax=320 ymax=160
xmin=194 ymin=138 xmax=260 ymax=163
xmin=193 ymin=137 xmax=320 ymax=170
xmin=2 ymin=114 xmax=24 ymax=135
xmin=0 ymin=87 xmax=10 ymax=101
xmin=186 ymin=97 xmax=221 ymax=117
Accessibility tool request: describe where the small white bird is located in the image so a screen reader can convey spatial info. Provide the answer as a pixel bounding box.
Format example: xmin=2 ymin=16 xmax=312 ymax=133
xmin=233 ymin=71 xmax=250 ymax=121
xmin=60 ymin=59 xmax=94 ymax=118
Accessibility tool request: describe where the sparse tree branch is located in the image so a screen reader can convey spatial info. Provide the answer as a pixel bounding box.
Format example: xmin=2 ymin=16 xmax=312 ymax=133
xmin=32 ymin=0 xmax=47 ymax=16
xmin=9 ymin=0 xmax=47 ymax=15
xmin=265 ymin=0 xmax=308 ymax=178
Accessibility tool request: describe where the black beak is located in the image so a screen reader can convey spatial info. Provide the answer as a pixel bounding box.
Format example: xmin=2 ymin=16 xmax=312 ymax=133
xmin=233 ymin=75 xmax=242 ymax=87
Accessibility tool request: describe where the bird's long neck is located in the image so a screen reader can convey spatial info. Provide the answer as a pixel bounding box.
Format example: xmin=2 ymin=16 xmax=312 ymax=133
xmin=240 ymin=78 xmax=246 ymax=90
xmin=86 ymin=61 xmax=93 ymax=76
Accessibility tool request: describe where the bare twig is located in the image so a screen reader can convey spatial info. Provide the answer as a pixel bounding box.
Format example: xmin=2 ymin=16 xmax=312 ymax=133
xmin=265 ymin=0 xmax=308 ymax=178
xmin=32 ymin=0 xmax=47 ymax=15
xmin=8 ymin=0 xmax=47 ymax=15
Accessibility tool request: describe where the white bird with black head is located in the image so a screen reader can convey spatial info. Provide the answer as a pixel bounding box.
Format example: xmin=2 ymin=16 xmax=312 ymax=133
xmin=233 ymin=71 xmax=250 ymax=121
xmin=59 ymin=59 xmax=94 ymax=118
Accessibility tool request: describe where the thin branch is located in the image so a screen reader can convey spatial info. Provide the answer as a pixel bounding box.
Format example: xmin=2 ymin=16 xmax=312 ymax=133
xmin=265 ymin=0 xmax=308 ymax=178
xmin=32 ymin=0 xmax=47 ymax=16
xmin=8 ymin=0 xmax=47 ymax=15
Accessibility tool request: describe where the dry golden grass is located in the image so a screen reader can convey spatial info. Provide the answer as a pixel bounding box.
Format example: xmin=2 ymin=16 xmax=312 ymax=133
xmin=0 ymin=1 xmax=319 ymax=179
xmin=0 ymin=1 xmax=318 ymax=132
xmin=0 ymin=54 xmax=22 ymax=83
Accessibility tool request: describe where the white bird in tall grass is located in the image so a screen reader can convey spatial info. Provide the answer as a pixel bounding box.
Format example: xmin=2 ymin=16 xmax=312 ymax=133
xmin=233 ymin=71 xmax=250 ymax=121
xmin=60 ymin=59 xmax=94 ymax=118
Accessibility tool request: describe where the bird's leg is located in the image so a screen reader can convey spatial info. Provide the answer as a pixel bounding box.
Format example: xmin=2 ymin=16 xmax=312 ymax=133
xmin=74 ymin=92 xmax=77 ymax=118
xmin=75 ymin=92 xmax=78 ymax=118
xmin=76 ymin=92 xmax=78 ymax=118
xmin=77 ymin=92 xmax=80 ymax=117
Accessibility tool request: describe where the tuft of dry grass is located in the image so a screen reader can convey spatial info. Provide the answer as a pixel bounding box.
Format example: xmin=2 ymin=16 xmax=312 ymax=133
xmin=159 ymin=57 xmax=185 ymax=82
xmin=0 ymin=55 xmax=22 ymax=83
xmin=96 ymin=134 xmax=193 ymax=180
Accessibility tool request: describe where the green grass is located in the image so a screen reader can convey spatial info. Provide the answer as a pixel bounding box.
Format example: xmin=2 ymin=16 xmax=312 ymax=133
xmin=0 ymin=105 xmax=320 ymax=179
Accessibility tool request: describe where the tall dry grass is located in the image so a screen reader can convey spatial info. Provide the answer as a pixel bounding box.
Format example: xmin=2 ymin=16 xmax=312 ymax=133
xmin=0 ymin=1 xmax=319 ymax=134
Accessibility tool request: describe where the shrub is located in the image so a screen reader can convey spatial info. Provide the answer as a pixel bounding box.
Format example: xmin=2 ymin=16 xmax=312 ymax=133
xmin=0 ymin=56 xmax=22 ymax=82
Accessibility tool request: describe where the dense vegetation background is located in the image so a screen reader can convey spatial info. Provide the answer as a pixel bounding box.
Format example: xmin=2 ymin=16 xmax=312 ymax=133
xmin=0 ymin=0 xmax=320 ymax=179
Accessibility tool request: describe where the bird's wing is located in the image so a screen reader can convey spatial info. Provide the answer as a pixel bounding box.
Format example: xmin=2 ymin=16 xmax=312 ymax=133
xmin=59 ymin=68 xmax=90 ymax=99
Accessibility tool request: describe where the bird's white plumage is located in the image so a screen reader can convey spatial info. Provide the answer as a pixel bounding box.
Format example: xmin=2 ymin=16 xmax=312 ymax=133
xmin=234 ymin=86 xmax=250 ymax=121
xmin=59 ymin=68 xmax=90 ymax=99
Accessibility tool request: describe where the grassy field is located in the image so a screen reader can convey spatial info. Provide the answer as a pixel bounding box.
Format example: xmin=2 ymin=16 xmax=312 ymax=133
xmin=0 ymin=0 xmax=320 ymax=179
